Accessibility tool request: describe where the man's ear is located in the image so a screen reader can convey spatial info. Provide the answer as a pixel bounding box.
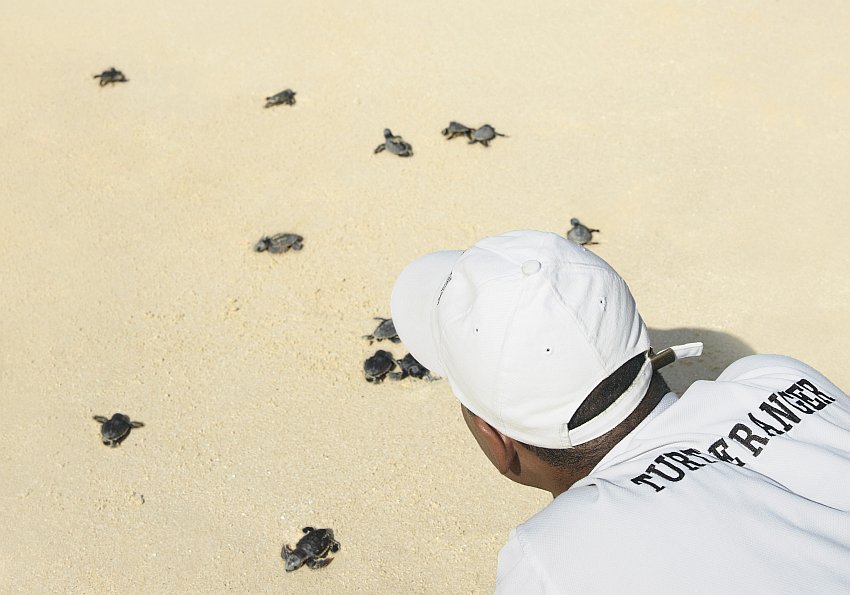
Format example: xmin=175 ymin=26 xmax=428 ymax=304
xmin=468 ymin=414 xmax=521 ymax=476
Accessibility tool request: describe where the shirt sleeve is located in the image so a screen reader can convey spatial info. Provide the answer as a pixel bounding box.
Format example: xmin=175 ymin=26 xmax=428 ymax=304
xmin=494 ymin=528 xmax=549 ymax=595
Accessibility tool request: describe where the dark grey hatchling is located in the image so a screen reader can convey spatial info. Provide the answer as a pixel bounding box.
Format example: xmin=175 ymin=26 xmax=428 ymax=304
xmin=362 ymin=317 xmax=400 ymax=344
xmin=374 ymin=129 xmax=413 ymax=157
xmin=254 ymin=233 xmax=304 ymax=253
xmin=282 ymin=527 xmax=341 ymax=572
xmin=265 ymin=89 xmax=296 ymax=108
xmin=566 ymin=218 xmax=600 ymax=245
xmin=442 ymin=121 xmax=474 ymax=140
xmin=93 ymin=413 xmax=144 ymax=447
xmin=469 ymin=124 xmax=507 ymax=146
xmin=390 ymin=353 xmax=433 ymax=381
xmin=364 ymin=349 xmax=396 ymax=383
xmin=93 ymin=67 xmax=127 ymax=86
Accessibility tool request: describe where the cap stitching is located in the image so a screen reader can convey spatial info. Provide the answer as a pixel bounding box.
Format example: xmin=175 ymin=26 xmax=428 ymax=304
xmin=492 ymin=232 xmax=548 ymax=435
xmin=544 ymin=265 xmax=611 ymax=373
xmin=542 ymin=265 xmax=625 ymax=448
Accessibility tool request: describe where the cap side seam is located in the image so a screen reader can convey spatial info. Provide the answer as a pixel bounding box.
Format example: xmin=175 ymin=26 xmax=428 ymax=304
xmin=492 ymin=232 xmax=549 ymax=434
xmin=544 ymin=269 xmax=609 ymax=373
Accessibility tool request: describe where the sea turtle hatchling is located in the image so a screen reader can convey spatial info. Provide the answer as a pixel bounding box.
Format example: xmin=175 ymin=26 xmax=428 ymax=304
xmin=282 ymin=527 xmax=341 ymax=572
xmin=566 ymin=218 xmax=600 ymax=245
xmin=364 ymin=349 xmax=396 ymax=383
xmin=362 ymin=317 xmax=400 ymax=344
xmin=93 ymin=67 xmax=128 ymax=86
xmin=265 ymin=89 xmax=296 ymax=108
xmin=468 ymin=124 xmax=507 ymax=147
xmin=442 ymin=121 xmax=474 ymax=140
xmin=254 ymin=233 xmax=304 ymax=253
xmin=374 ymin=129 xmax=413 ymax=157
xmin=390 ymin=353 xmax=433 ymax=381
xmin=92 ymin=413 xmax=144 ymax=447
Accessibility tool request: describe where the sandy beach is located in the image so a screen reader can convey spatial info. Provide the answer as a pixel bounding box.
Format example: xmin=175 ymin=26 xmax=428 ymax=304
xmin=2 ymin=1 xmax=850 ymax=592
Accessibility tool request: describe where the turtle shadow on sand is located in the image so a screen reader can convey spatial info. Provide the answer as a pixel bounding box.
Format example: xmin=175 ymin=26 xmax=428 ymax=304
xmin=648 ymin=327 xmax=755 ymax=395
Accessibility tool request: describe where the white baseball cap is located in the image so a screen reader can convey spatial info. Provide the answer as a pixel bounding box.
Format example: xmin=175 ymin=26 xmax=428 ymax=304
xmin=391 ymin=230 xmax=655 ymax=448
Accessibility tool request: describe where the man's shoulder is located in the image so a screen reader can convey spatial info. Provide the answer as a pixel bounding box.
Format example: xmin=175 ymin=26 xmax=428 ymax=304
xmin=500 ymin=482 xmax=712 ymax=592
xmin=511 ymin=482 xmax=655 ymax=555
xmin=679 ymin=353 xmax=847 ymax=407
xmin=716 ymin=354 xmax=828 ymax=383
xmin=502 ymin=460 xmax=850 ymax=593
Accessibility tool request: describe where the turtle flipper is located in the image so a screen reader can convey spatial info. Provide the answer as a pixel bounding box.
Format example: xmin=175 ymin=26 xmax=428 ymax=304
xmin=307 ymin=556 xmax=334 ymax=569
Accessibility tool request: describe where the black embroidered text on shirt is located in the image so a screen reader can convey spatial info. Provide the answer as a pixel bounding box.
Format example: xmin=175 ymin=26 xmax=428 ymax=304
xmin=630 ymin=378 xmax=837 ymax=492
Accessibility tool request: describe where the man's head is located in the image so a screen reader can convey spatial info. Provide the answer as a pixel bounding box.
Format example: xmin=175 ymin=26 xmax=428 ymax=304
xmin=458 ymin=351 xmax=670 ymax=495
xmin=391 ymin=230 xmax=652 ymax=443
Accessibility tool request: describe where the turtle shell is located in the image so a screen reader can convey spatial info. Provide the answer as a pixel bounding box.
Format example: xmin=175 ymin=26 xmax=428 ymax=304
xmin=398 ymin=353 xmax=429 ymax=378
xmin=372 ymin=318 xmax=397 ymax=341
xmin=93 ymin=413 xmax=143 ymax=446
xmin=364 ymin=350 xmax=396 ymax=382
xmin=443 ymin=121 xmax=472 ymax=136
xmin=265 ymin=89 xmax=296 ymax=107
xmin=472 ymin=125 xmax=497 ymax=141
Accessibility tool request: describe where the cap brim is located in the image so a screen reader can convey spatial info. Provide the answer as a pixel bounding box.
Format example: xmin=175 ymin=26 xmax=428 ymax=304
xmin=390 ymin=250 xmax=462 ymax=377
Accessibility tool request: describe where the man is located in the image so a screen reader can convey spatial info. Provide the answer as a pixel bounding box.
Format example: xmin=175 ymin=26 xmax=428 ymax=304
xmin=390 ymin=230 xmax=850 ymax=593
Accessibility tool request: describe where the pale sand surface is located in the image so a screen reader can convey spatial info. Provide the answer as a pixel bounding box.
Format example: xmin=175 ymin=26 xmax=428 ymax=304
xmin=2 ymin=1 xmax=850 ymax=592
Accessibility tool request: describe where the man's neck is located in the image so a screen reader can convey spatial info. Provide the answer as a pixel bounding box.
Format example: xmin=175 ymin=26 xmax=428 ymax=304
xmin=544 ymin=372 xmax=671 ymax=497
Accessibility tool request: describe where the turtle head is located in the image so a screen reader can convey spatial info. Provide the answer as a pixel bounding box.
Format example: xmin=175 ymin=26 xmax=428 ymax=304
xmin=383 ymin=128 xmax=392 ymax=138
xmin=282 ymin=545 xmax=305 ymax=572
xmin=570 ymin=218 xmax=580 ymax=226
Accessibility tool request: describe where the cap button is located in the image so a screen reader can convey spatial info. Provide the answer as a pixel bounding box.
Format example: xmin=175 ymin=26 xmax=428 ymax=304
xmin=521 ymin=260 xmax=542 ymax=276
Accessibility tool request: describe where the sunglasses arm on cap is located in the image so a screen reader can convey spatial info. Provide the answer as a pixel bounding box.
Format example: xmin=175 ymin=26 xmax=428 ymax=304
xmin=650 ymin=342 xmax=704 ymax=371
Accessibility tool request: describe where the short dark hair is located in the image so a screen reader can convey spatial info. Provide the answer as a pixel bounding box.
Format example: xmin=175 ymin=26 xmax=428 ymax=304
xmin=519 ymin=352 xmax=668 ymax=469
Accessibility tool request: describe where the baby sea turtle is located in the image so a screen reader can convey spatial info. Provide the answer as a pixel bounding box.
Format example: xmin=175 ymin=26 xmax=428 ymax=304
xmin=93 ymin=67 xmax=128 ymax=86
xmin=390 ymin=353 xmax=433 ymax=381
xmin=442 ymin=121 xmax=474 ymax=140
xmin=282 ymin=527 xmax=341 ymax=572
xmin=469 ymin=124 xmax=507 ymax=147
xmin=92 ymin=413 xmax=144 ymax=447
xmin=362 ymin=317 xmax=400 ymax=344
xmin=566 ymin=218 xmax=600 ymax=245
xmin=265 ymin=89 xmax=296 ymax=108
xmin=254 ymin=233 xmax=304 ymax=253
xmin=364 ymin=349 xmax=396 ymax=383
xmin=374 ymin=129 xmax=413 ymax=157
